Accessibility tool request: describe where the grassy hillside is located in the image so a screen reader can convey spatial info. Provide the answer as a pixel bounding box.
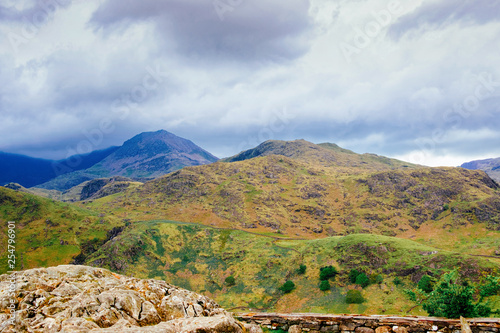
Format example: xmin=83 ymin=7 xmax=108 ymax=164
xmin=0 ymin=187 xmax=122 ymax=273
xmin=81 ymin=154 xmax=500 ymax=256
xmin=80 ymin=219 xmax=499 ymax=315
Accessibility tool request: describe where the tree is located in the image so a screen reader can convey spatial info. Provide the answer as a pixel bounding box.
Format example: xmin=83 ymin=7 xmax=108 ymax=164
xmin=349 ymin=269 xmax=361 ymax=283
xmin=225 ymin=276 xmax=235 ymax=286
xmin=406 ymin=270 xmax=495 ymax=319
xmin=393 ymin=277 xmax=402 ymax=286
xmin=346 ymin=289 xmax=364 ymax=304
xmin=319 ymin=266 xmax=338 ymax=281
xmin=319 ymin=280 xmax=331 ymax=291
xmin=355 ymin=273 xmax=370 ymax=288
xmin=297 ymin=264 xmax=307 ymax=275
xmin=418 ymin=275 xmax=433 ymax=293
xmin=280 ymin=280 xmax=296 ymax=293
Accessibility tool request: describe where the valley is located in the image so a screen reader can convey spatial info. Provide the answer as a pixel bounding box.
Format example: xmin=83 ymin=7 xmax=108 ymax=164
xmin=1 ymin=133 xmax=499 ymax=319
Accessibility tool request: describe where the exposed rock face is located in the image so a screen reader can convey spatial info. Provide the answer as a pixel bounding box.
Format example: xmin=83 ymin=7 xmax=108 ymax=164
xmin=0 ymin=265 xmax=258 ymax=333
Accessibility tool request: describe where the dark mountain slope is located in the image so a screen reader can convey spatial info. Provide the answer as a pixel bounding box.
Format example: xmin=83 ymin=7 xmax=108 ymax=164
xmin=0 ymin=146 xmax=118 ymax=188
xmin=36 ymin=130 xmax=219 ymax=191
xmin=462 ymin=157 xmax=500 ymax=183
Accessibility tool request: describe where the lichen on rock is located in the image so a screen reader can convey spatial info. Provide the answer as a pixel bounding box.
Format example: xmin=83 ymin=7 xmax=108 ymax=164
xmin=0 ymin=265 xmax=260 ymax=333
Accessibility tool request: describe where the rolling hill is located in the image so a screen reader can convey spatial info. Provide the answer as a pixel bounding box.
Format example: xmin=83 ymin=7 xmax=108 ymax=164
xmin=35 ymin=130 xmax=219 ymax=191
xmin=1 ymin=138 xmax=499 ymax=316
xmin=81 ymin=140 xmax=500 ymax=258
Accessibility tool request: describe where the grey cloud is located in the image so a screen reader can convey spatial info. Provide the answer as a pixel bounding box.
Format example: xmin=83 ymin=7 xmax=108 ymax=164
xmin=89 ymin=0 xmax=313 ymax=62
xmin=0 ymin=0 xmax=71 ymax=22
xmin=389 ymin=0 xmax=500 ymax=39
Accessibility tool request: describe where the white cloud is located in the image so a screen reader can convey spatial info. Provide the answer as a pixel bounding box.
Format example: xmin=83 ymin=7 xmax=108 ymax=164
xmin=0 ymin=0 xmax=499 ymax=163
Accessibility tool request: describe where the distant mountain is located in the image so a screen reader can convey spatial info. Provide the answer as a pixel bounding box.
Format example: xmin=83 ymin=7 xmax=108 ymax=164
xmin=224 ymin=139 xmax=415 ymax=171
xmin=84 ymin=139 xmax=500 ymax=241
xmin=0 ymin=146 xmax=118 ymax=188
xmin=36 ymin=130 xmax=219 ymax=191
xmin=461 ymin=157 xmax=500 ymax=183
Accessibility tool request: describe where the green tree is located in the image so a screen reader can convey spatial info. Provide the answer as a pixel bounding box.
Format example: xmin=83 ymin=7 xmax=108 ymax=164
xmin=418 ymin=275 xmax=433 ymax=293
xmin=479 ymin=275 xmax=500 ymax=298
xmin=297 ymin=264 xmax=307 ymax=275
xmin=355 ymin=273 xmax=370 ymax=288
xmin=280 ymin=280 xmax=296 ymax=293
xmin=225 ymin=276 xmax=235 ymax=286
xmin=319 ymin=266 xmax=338 ymax=281
xmin=393 ymin=277 xmax=402 ymax=286
xmin=346 ymin=289 xmax=364 ymax=304
xmin=319 ymin=280 xmax=331 ymax=291
xmin=407 ymin=270 xmax=494 ymax=319
xmin=349 ymin=269 xmax=361 ymax=283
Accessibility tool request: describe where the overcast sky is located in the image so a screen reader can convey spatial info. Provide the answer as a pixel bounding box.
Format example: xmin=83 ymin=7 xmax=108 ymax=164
xmin=0 ymin=0 xmax=499 ymax=166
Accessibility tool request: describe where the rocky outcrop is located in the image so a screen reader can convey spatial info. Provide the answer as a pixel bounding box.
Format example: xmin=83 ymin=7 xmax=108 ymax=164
xmin=0 ymin=265 xmax=260 ymax=333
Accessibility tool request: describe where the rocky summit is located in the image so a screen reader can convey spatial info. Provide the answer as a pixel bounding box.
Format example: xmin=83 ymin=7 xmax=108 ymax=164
xmin=0 ymin=265 xmax=261 ymax=333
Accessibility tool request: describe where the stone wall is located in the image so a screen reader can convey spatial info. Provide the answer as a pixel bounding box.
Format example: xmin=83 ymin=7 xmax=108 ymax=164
xmin=236 ymin=313 xmax=500 ymax=333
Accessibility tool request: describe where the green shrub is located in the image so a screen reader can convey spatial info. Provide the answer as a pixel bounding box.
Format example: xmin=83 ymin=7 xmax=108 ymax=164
xmin=370 ymin=273 xmax=383 ymax=285
xmin=346 ymin=289 xmax=364 ymax=304
xmin=421 ymin=270 xmax=488 ymax=318
xmin=297 ymin=264 xmax=307 ymax=275
xmin=280 ymin=280 xmax=296 ymax=293
xmin=225 ymin=276 xmax=235 ymax=286
xmin=349 ymin=269 xmax=361 ymax=283
xmin=319 ymin=280 xmax=331 ymax=291
xmin=393 ymin=277 xmax=402 ymax=286
xmin=319 ymin=266 xmax=338 ymax=281
xmin=479 ymin=275 xmax=500 ymax=298
xmin=418 ymin=275 xmax=433 ymax=293
xmin=355 ymin=273 xmax=370 ymax=288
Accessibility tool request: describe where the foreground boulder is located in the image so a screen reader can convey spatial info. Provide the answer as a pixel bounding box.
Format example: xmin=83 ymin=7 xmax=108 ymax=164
xmin=0 ymin=265 xmax=260 ymax=333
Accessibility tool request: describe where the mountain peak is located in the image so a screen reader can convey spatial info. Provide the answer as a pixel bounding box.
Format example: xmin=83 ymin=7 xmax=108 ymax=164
xmin=95 ymin=130 xmax=218 ymax=178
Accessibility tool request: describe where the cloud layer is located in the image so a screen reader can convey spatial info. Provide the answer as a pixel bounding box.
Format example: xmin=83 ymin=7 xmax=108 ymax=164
xmin=0 ymin=0 xmax=499 ymax=166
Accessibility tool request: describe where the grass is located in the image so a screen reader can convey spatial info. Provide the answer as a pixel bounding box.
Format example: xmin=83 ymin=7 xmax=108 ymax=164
xmin=75 ymin=219 xmax=499 ymax=316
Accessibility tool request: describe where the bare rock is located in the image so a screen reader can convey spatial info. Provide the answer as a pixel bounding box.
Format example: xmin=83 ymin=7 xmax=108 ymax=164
xmin=0 ymin=265 xmax=244 ymax=333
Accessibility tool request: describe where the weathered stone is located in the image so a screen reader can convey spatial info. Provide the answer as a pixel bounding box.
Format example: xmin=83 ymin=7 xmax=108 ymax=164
xmin=376 ymin=326 xmax=393 ymax=333
xmin=394 ymin=327 xmax=408 ymax=333
xmin=244 ymin=322 xmax=264 ymax=333
xmin=0 ymin=265 xmax=242 ymax=333
xmin=289 ymin=325 xmax=302 ymax=333
xmin=341 ymin=322 xmax=358 ymax=331
xmin=356 ymin=327 xmax=375 ymax=333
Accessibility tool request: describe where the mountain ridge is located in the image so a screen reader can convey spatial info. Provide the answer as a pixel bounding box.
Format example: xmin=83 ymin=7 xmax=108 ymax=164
xmin=34 ymin=130 xmax=219 ymax=191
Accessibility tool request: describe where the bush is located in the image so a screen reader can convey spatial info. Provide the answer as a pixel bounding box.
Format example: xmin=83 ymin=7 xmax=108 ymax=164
xmin=349 ymin=269 xmax=361 ymax=283
xmin=225 ymin=276 xmax=236 ymax=286
xmin=355 ymin=273 xmax=370 ymax=288
xmin=409 ymin=270 xmax=494 ymax=319
xmin=418 ymin=275 xmax=433 ymax=293
xmin=319 ymin=266 xmax=338 ymax=281
xmin=297 ymin=264 xmax=307 ymax=275
xmin=280 ymin=280 xmax=296 ymax=293
xmin=370 ymin=273 xmax=383 ymax=285
xmin=479 ymin=275 xmax=500 ymax=298
xmin=346 ymin=289 xmax=364 ymax=304
xmin=393 ymin=277 xmax=402 ymax=286
xmin=319 ymin=280 xmax=331 ymax=291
